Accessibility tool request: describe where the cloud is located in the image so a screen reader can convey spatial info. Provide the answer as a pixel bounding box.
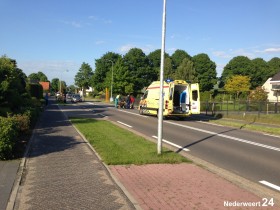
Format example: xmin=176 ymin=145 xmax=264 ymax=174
xmin=212 ymin=51 xmax=231 ymax=58
xmin=61 ymin=20 xmax=82 ymax=28
xmin=95 ymin=40 xmax=106 ymax=45
xmin=88 ymin=15 xmax=112 ymax=24
xmin=261 ymin=48 xmax=280 ymax=53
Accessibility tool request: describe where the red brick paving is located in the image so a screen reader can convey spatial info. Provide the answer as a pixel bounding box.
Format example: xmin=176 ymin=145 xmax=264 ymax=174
xmin=110 ymin=164 xmax=280 ymax=210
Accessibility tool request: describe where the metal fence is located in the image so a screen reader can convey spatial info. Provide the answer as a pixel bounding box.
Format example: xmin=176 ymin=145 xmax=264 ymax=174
xmin=202 ymin=100 xmax=280 ymax=116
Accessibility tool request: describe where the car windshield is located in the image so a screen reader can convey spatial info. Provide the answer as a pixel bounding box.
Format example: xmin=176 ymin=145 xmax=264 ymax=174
xmin=73 ymin=94 xmax=80 ymax=98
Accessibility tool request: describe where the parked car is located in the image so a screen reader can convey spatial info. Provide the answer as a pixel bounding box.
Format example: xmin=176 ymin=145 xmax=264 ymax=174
xmin=71 ymin=94 xmax=82 ymax=103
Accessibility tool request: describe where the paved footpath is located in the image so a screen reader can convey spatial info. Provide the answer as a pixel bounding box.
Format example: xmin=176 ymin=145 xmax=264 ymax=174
xmin=12 ymin=101 xmax=135 ymax=210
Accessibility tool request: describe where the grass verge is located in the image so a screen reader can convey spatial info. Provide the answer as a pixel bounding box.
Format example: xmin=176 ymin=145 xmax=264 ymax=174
xmin=210 ymin=117 xmax=280 ymax=136
xmin=70 ymin=118 xmax=190 ymax=165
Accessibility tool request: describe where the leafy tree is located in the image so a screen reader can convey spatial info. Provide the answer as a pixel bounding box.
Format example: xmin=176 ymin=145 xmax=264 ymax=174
xmin=174 ymin=58 xmax=197 ymax=82
xmin=28 ymin=71 xmax=48 ymax=82
xmin=37 ymin=71 xmax=48 ymax=82
xmin=0 ymin=56 xmax=28 ymax=110
xmin=51 ymin=78 xmax=60 ymax=93
xmin=28 ymin=73 xmax=40 ymax=82
xmin=171 ymin=49 xmax=191 ymax=70
xmin=267 ymin=57 xmax=280 ymax=77
xmin=123 ymin=48 xmax=155 ymax=92
xmin=224 ymin=75 xmax=250 ymax=99
xmin=250 ymin=58 xmax=270 ymax=89
xmin=164 ymin=57 xmax=173 ymax=80
xmin=74 ymin=62 xmax=94 ymax=94
xmin=192 ymin=53 xmax=217 ymax=91
xmin=221 ymin=56 xmax=253 ymax=87
xmin=147 ymin=49 xmax=170 ymax=80
xmin=249 ymin=86 xmax=268 ymax=101
xmin=91 ymin=52 xmax=121 ymax=92
xmin=107 ymin=58 xmax=133 ymax=95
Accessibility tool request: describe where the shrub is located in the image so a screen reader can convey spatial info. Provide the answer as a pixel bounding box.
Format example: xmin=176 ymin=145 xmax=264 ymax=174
xmin=11 ymin=113 xmax=30 ymax=134
xmin=0 ymin=117 xmax=19 ymax=160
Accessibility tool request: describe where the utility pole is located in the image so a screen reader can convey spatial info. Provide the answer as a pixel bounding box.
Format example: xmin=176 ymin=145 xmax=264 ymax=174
xmin=157 ymin=0 xmax=167 ymax=154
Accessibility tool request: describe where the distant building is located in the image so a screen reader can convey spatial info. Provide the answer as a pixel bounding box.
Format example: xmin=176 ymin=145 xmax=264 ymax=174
xmin=262 ymin=71 xmax=280 ymax=102
xmin=39 ymin=81 xmax=51 ymax=92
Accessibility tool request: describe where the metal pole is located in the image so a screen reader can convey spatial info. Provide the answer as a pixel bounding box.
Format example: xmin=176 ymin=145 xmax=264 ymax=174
xmin=157 ymin=0 xmax=167 ymax=155
xmin=107 ymin=60 xmax=114 ymax=102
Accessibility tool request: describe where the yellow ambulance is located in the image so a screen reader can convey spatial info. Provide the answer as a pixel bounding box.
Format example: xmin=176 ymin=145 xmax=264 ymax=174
xmin=138 ymin=79 xmax=200 ymax=119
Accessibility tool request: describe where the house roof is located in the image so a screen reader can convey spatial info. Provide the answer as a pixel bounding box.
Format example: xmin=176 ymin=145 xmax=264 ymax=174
xmin=39 ymin=81 xmax=50 ymax=91
xmin=270 ymin=71 xmax=280 ymax=83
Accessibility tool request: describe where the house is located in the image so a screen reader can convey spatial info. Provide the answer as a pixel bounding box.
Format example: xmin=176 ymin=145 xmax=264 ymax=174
xmin=262 ymin=71 xmax=280 ymax=102
xmin=39 ymin=81 xmax=51 ymax=92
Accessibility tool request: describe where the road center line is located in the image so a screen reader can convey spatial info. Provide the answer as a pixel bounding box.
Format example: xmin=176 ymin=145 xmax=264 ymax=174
xmin=152 ymin=136 xmax=190 ymax=151
xmin=259 ymin=180 xmax=280 ymax=192
xmin=117 ymin=121 xmax=133 ymax=128
xmin=165 ymin=121 xmax=280 ymax=152
xmin=109 ymin=107 xmax=148 ymax=118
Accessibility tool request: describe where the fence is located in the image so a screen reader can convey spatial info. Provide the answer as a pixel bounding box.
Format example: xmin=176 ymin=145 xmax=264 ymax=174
xmin=202 ymin=100 xmax=280 ymax=116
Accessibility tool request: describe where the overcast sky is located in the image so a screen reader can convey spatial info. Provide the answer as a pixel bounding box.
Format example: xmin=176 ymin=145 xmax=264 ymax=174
xmin=1 ymin=0 xmax=280 ymax=85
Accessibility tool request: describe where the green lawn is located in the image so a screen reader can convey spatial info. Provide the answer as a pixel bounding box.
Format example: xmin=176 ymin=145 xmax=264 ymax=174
xmin=70 ymin=118 xmax=190 ymax=165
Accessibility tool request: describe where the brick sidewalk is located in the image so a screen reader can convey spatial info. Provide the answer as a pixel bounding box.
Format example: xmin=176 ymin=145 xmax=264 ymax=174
xmin=110 ymin=164 xmax=280 ymax=210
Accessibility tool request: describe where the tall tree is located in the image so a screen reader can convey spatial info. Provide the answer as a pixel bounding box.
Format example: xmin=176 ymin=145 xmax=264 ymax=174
xmin=91 ymin=52 xmax=121 ymax=92
xmin=147 ymin=49 xmax=170 ymax=80
xmin=164 ymin=57 xmax=173 ymax=80
xmin=0 ymin=56 xmax=27 ymax=110
xmin=51 ymin=78 xmax=60 ymax=92
xmin=192 ymin=53 xmax=217 ymax=91
xmin=221 ymin=56 xmax=253 ymax=87
xmin=123 ymin=48 xmax=155 ymax=92
xmin=174 ymin=58 xmax=197 ymax=82
xmin=224 ymin=75 xmax=250 ymax=99
xmin=250 ymin=58 xmax=270 ymax=89
xmin=74 ymin=62 xmax=94 ymax=94
xmin=267 ymin=57 xmax=280 ymax=77
xmin=37 ymin=71 xmax=48 ymax=82
xmin=171 ymin=49 xmax=191 ymax=70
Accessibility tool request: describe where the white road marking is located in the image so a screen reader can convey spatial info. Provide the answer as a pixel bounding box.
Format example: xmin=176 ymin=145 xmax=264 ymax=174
xmin=263 ymin=133 xmax=280 ymax=138
xmin=165 ymin=121 xmax=280 ymax=152
xmin=152 ymin=136 xmax=190 ymax=151
xmin=109 ymin=107 xmax=148 ymax=118
xmin=86 ymin=102 xmax=94 ymax=105
xmin=259 ymin=180 xmax=280 ymax=192
xmin=117 ymin=121 xmax=133 ymax=128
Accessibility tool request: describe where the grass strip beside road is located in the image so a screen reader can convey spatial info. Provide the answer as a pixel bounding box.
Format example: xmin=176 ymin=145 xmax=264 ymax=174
xmin=209 ymin=118 xmax=280 ymax=136
xmin=70 ymin=118 xmax=190 ymax=165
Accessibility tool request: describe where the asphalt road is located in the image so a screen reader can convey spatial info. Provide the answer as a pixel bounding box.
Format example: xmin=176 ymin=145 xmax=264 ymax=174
xmin=61 ymin=101 xmax=280 ymax=194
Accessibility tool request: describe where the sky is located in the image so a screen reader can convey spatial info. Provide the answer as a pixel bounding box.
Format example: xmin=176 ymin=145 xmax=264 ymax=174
xmin=1 ymin=0 xmax=280 ymax=85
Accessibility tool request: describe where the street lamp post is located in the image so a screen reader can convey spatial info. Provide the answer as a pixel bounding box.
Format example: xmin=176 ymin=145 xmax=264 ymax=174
xmin=106 ymin=60 xmax=114 ymax=102
xmin=157 ymin=0 xmax=167 ymax=154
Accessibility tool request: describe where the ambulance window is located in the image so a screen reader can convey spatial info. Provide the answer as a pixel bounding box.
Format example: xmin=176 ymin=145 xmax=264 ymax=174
xmin=169 ymin=88 xmax=173 ymax=100
xmin=192 ymin=90 xmax=198 ymax=101
xmin=143 ymin=91 xmax=148 ymax=99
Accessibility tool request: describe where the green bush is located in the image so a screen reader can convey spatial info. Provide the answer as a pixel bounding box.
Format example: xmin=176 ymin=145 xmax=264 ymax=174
xmin=11 ymin=113 xmax=30 ymax=134
xmin=0 ymin=117 xmax=19 ymax=160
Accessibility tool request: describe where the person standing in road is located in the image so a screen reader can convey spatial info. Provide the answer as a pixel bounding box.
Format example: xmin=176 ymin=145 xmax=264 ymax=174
xmin=126 ymin=95 xmax=130 ymax=109
xmin=115 ymin=94 xmax=120 ymax=108
xmin=130 ymin=94 xmax=135 ymax=109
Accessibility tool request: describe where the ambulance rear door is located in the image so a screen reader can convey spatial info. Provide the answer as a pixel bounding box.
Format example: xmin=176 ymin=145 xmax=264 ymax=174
xmin=190 ymin=83 xmax=200 ymax=114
